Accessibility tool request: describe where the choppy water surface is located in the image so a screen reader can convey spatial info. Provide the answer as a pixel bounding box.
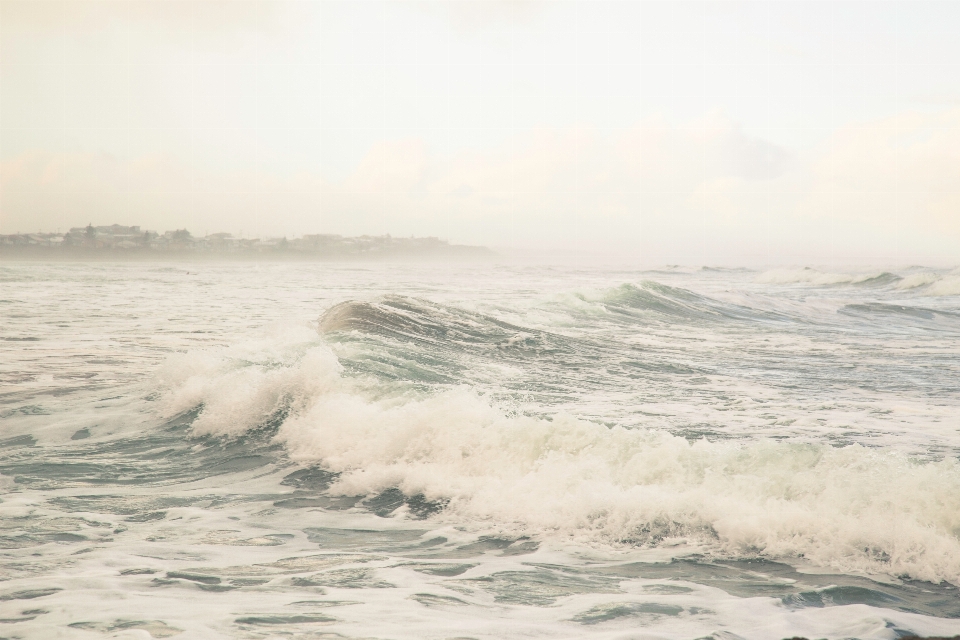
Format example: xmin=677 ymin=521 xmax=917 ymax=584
xmin=2 ymin=262 xmax=960 ymax=639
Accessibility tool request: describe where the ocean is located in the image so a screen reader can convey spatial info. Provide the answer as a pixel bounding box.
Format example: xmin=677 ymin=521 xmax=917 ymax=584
xmin=2 ymin=261 xmax=960 ymax=639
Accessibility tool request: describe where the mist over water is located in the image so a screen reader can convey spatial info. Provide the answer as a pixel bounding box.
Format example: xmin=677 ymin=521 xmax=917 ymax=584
xmin=2 ymin=262 xmax=960 ymax=639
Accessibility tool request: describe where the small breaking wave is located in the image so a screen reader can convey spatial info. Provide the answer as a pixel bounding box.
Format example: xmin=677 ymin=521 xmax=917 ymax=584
xmin=758 ymin=267 xmax=960 ymax=296
xmin=895 ymin=272 xmax=941 ymax=290
xmin=927 ymin=275 xmax=960 ymax=296
xmin=895 ymin=273 xmax=960 ymax=296
xmin=757 ymin=268 xmax=900 ymax=287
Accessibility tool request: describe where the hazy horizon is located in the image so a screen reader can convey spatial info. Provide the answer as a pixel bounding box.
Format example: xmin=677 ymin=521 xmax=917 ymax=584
xmin=2 ymin=1 xmax=959 ymax=266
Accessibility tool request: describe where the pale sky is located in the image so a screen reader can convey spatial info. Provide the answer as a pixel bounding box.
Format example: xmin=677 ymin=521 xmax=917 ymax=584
xmin=2 ymin=0 xmax=959 ymax=265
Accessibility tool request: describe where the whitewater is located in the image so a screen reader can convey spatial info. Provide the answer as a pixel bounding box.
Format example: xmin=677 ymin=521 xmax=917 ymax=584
xmin=2 ymin=262 xmax=959 ymax=639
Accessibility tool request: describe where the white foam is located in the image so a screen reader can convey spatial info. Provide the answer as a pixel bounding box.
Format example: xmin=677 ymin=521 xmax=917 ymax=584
xmin=160 ymin=340 xmax=960 ymax=586
xmin=157 ymin=324 xmax=339 ymax=437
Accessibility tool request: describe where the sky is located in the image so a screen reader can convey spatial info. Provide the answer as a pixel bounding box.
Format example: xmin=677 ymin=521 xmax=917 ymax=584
xmin=1 ymin=0 xmax=959 ymax=265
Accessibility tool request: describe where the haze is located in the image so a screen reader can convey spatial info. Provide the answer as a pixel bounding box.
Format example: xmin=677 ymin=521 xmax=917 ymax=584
xmin=2 ymin=1 xmax=959 ymax=265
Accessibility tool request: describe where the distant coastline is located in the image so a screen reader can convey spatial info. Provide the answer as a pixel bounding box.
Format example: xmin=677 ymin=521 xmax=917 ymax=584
xmin=0 ymin=225 xmax=494 ymax=261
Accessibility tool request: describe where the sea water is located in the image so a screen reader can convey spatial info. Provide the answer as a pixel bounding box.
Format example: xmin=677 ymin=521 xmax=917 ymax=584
xmin=2 ymin=262 xmax=960 ymax=639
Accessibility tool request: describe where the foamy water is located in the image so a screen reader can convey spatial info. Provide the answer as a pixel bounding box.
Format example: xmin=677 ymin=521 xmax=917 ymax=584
xmin=2 ymin=262 xmax=960 ymax=639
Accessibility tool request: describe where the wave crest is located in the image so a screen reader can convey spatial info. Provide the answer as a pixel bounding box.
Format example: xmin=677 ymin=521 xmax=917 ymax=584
xmin=574 ymin=282 xmax=789 ymax=324
xmin=927 ymin=275 xmax=960 ymax=296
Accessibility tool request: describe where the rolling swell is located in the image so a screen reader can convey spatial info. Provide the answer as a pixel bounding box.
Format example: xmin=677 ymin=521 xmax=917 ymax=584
xmin=319 ymin=296 xmax=542 ymax=348
xmin=317 ymin=296 xmax=580 ymax=389
xmin=587 ymin=282 xmax=793 ymax=324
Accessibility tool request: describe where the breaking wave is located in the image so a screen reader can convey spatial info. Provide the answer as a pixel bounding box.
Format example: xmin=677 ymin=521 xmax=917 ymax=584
xmin=927 ymin=275 xmax=960 ymax=296
xmin=895 ymin=272 xmax=942 ymax=290
xmin=758 ymin=267 xmax=960 ymax=296
xmin=895 ymin=273 xmax=960 ymax=296
xmin=757 ymin=268 xmax=900 ymax=287
xmin=157 ymin=322 xmax=960 ymax=586
xmin=319 ymin=296 xmax=541 ymax=347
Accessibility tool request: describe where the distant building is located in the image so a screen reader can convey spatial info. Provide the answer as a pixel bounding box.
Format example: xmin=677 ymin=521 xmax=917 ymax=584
xmin=0 ymin=225 xmax=493 ymax=260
